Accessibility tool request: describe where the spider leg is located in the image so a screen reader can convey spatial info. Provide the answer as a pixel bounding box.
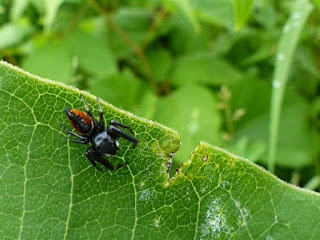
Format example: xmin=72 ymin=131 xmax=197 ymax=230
xmin=80 ymin=94 xmax=93 ymax=118
xmin=97 ymin=97 xmax=105 ymax=129
xmin=60 ymin=123 xmax=88 ymax=142
xmin=110 ymin=119 xmax=134 ymax=134
xmin=66 ymin=136 xmax=88 ymax=144
xmin=85 ymin=147 xmax=127 ymax=170
xmin=85 ymin=147 xmax=103 ymax=171
xmin=109 ymin=125 xmax=138 ymax=146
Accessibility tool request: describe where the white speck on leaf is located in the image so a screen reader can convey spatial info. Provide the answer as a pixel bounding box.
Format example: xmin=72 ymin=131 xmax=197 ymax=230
xmin=220 ymin=180 xmax=230 ymax=188
xmin=139 ymin=189 xmax=154 ymax=202
xmin=200 ymin=187 xmax=207 ymax=194
xmin=266 ymin=235 xmax=274 ymax=240
xmin=200 ymin=198 xmax=229 ymax=238
xmin=154 ymin=216 xmax=162 ymax=227
xmin=235 ymin=200 xmax=251 ymax=227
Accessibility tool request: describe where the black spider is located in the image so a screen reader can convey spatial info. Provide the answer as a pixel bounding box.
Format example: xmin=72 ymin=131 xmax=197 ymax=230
xmin=60 ymin=95 xmax=138 ymax=170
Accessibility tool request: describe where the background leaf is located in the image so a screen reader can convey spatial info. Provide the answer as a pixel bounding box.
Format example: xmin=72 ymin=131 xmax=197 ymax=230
xmin=43 ymin=0 xmax=65 ymax=31
xmin=0 ymin=22 xmax=33 ymax=49
xmin=231 ymin=78 xmax=314 ymax=168
xmin=171 ymin=52 xmax=243 ymax=86
xmin=154 ymin=84 xmax=222 ymax=165
xmin=10 ymin=0 xmax=29 ymax=21
xmin=232 ymin=0 xmax=255 ymax=30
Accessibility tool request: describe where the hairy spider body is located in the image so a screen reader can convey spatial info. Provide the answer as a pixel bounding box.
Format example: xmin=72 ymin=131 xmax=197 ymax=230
xmin=65 ymin=108 xmax=93 ymax=134
xmin=61 ymin=95 xmax=138 ymax=170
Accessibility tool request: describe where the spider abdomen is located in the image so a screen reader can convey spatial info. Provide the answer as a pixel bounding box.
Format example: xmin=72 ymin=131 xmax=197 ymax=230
xmin=65 ymin=108 xmax=93 ymax=134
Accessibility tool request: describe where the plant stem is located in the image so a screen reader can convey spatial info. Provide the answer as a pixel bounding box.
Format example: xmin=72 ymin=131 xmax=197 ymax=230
xmin=268 ymin=0 xmax=313 ymax=173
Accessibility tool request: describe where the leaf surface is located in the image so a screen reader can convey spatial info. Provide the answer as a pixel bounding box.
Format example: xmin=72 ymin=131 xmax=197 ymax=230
xmin=0 ymin=61 xmax=319 ymax=239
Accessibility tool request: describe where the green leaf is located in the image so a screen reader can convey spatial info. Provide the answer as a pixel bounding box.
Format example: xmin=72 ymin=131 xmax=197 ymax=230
xmin=145 ymin=47 xmax=172 ymax=83
xmin=154 ymin=84 xmax=222 ymax=165
xmin=0 ymin=22 xmax=33 ymax=49
xmin=171 ymin=52 xmax=243 ymax=86
xmin=165 ymin=0 xmax=201 ymax=33
xmin=22 ymin=30 xmax=117 ymax=85
xmin=191 ymin=0 xmax=235 ymax=28
xmin=232 ymin=0 xmax=255 ymax=30
xmin=65 ymin=30 xmax=117 ymax=79
xmin=22 ymin=41 xmax=72 ymax=84
xmin=315 ymin=0 xmax=320 ymax=10
xmin=27 ymin=0 xmax=65 ymax=31
xmin=110 ymin=7 xmax=150 ymax=58
xmin=231 ymin=78 xmax=314 ymax=168
xmin=10 ymin=0 xmax=29 ymax=21
xmin=90 ymin=69 xmax=141 ymax=111
xmin=1 ymin=61 xmax=320 ymax=239
xmin=43 ymin=0 xmax=65 ymax=31
xmin=167 ymin=17 xmax=214 ymax=53
xmin=134 ymin=90 xmax=157 ymax=119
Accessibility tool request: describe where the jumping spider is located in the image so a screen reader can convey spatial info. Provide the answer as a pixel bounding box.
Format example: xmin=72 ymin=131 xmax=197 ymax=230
xmin=60 ymin=95 xmax=138 ymax=170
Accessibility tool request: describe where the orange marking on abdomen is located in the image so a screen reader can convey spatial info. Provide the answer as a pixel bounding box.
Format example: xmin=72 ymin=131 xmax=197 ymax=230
xmin=67 ymin=109 xmax=92 ymax=132
xmin=70 ymin=109 xmax=91 ymax=123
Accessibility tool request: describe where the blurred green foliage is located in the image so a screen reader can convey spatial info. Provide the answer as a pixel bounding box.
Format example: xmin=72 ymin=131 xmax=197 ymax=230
xmin=0 ymin=0 xmax=319 ymax=189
